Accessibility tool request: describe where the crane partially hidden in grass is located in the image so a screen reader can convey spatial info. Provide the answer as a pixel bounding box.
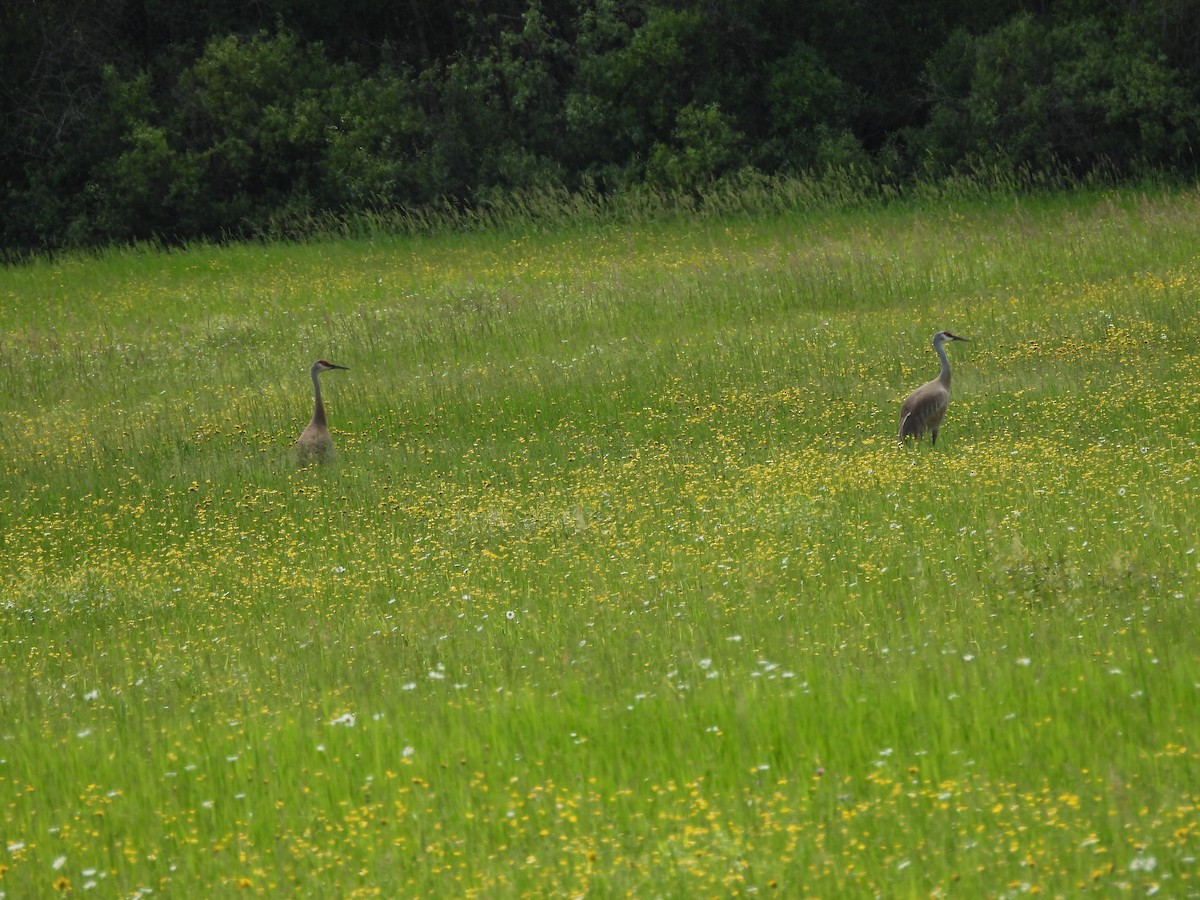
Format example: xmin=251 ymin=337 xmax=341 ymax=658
xmin=295 ymin=359 xmax=348 ymax=463
xmin=898 ymin=330 xmax=970 ymax=446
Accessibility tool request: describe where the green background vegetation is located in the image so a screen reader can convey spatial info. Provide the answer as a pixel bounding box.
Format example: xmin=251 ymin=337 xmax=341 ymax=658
xmin=1 ymin=182 xmax=1197 ymax=894
xmin=6 ymin=0 xmax=1200 ymax=254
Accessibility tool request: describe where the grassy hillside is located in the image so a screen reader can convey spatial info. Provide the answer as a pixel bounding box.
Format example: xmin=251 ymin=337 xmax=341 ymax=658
xmin=1 ymin=187 xmax=1197 ymax=896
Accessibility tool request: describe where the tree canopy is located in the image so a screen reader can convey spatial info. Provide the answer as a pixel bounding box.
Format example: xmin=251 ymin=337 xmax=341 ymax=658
xmin=4 ymin=0 xmax=1199 ymax=253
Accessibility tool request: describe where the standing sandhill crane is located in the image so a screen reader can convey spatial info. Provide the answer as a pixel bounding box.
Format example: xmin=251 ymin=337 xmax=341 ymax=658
xmin=898 ymin=331 xmax=970 ymax=446
xmin=295 ymin=359 xmax=348 ymax=463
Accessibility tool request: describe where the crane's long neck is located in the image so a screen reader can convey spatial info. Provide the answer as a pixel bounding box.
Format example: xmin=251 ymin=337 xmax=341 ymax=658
xmin=310 ymin=367 xmax=327 ymax=426
xmin=935 ymin=339 xmax=952 ymax=388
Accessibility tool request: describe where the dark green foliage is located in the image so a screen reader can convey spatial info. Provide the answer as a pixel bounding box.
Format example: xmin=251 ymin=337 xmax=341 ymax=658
xmin=646 ymin=102 xmax=745 ymax=190
xmin=915 ymin=13 xmax=1198 ymax=175
xmin=3 ymin=1 xmax=1200 ymax=254
xmin=422 ymin=3 xmax=574 ymax=202
xmin=91 ymin=32 xmax=361 ymax=243
xmin=321 ymin=72 xmax=430 ymax=210
xmin=763 ymin=43 xmax=861 ymax=171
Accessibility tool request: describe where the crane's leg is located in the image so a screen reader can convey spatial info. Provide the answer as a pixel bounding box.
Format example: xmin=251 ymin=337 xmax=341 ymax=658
xmin=931 ymin=429 xmax=939 ymax=446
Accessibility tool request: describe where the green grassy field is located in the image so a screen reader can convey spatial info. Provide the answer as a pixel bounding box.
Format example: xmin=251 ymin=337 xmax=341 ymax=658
xmin=1 ymin=185 xmax=1197 ymax=897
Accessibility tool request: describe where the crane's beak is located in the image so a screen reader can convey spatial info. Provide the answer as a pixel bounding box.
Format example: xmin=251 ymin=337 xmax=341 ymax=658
xmin=328 ymin=363 xmax=349 ymax=370
xmin=949 ymin=334 xmax=970 ymax=343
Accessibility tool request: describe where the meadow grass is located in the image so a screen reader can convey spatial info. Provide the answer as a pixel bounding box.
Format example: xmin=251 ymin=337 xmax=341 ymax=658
xmin=1 ymin=183 xmax=1198 ymax=897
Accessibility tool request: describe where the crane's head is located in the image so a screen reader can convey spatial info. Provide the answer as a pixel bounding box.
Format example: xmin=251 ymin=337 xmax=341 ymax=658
xmin=313 ymin=359 xmax=349 ymax=373
xmin=934 ymin=330 xmax=970 ymax=346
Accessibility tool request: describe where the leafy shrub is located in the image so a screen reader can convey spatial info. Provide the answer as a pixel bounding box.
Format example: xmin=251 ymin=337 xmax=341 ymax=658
xmin=647 ymin=102 xmax=745 ymax=191
xmin=763 ymin=42 xmax=860 ymax=171
xmin=168 ymin=31 xmax=353 ymax=233
xmin=321 ymin=71 xmax=429 ymax=210
xmin=915 ymin=14 xmax=1198 ymax=175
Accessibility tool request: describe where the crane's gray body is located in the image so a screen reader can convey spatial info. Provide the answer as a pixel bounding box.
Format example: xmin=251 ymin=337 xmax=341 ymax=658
xmin=898 ymin=331 xmax=968 ymax=446
xmin=295 ymin=360 xmax=347 ymax=463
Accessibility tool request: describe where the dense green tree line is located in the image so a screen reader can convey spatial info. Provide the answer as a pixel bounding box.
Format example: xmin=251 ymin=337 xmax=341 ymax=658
xmin=3 ymin=0 xmax=1199 ymax=253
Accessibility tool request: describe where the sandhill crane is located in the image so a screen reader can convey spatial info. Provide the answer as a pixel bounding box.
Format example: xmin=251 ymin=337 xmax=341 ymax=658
xmin=295 ymin=359 xmax=348 ymax=463
xmin=898 ymin=331 xmax=970 ymax=446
